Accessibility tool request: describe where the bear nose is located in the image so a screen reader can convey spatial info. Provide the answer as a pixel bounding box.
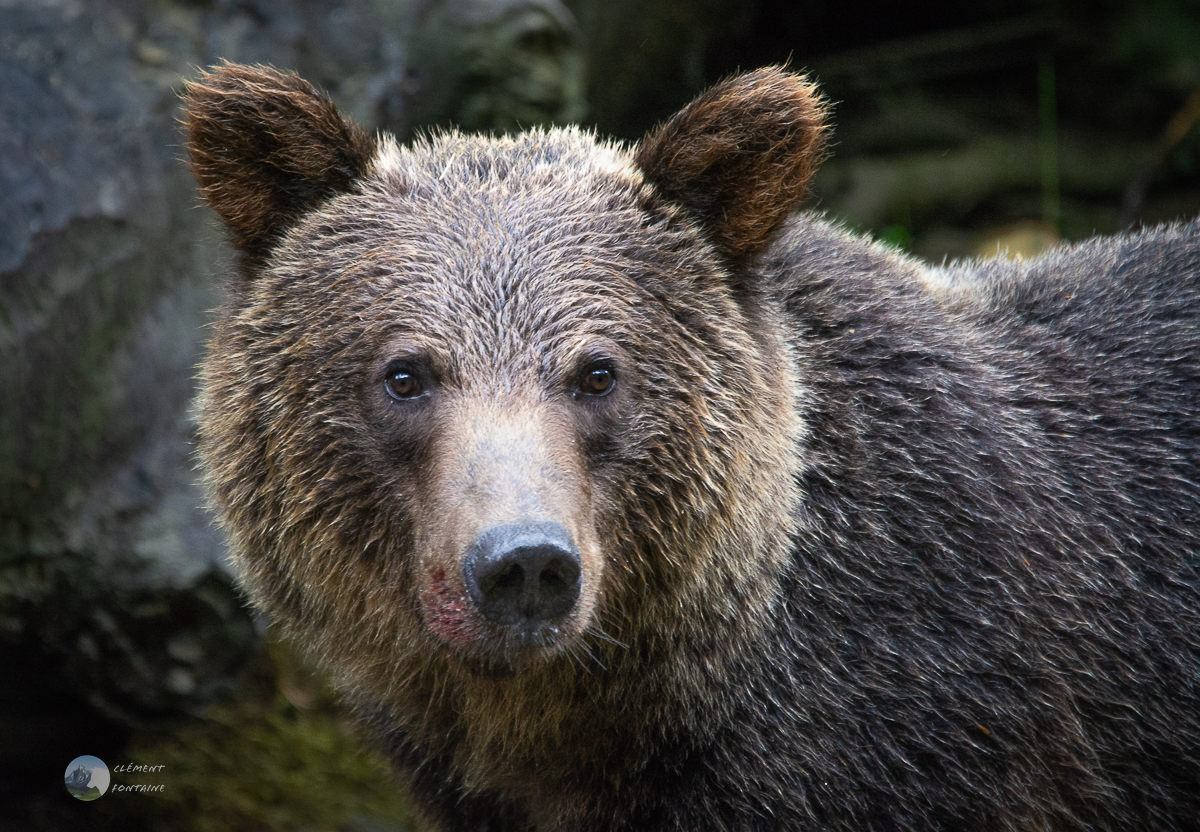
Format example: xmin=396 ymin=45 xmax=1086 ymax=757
xmin=463 ymin=522 xmax=581 ymax=628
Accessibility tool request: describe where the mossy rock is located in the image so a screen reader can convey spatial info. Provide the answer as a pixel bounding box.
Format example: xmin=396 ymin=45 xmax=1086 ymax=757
xmin=125 ymin=637 xmax=423 ymax=832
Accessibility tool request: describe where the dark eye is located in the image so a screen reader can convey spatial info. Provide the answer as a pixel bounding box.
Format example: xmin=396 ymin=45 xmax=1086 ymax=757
xmin=385 ymin=366 xmax=425 ymax=400
xmin=577 ymin=364 xmax=616 ymax=398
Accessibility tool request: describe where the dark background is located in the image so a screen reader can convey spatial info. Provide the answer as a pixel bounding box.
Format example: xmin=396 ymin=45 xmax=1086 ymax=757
xmin=1 ymin=0 xmax=1197 ymax=829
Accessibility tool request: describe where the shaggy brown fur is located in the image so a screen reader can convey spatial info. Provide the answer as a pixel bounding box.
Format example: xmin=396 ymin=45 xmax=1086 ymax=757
xmin=186 ymin=64 xmax=1200 ymax=832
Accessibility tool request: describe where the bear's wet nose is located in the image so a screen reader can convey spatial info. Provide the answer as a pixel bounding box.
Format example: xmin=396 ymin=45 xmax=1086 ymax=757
xmin=463 ymin=522 xmax=582 ymax=628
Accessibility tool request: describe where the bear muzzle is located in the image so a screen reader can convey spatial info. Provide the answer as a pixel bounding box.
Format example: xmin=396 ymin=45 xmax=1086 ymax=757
xmin=415 ymin=399 xmax=600 ymax=658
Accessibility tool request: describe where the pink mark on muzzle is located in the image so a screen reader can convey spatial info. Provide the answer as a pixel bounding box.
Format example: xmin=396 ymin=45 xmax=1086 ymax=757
xmin=422 ymin=567 xmax=477 ymax=645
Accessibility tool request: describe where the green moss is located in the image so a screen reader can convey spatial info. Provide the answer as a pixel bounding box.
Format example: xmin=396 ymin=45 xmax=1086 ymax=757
xmin=126 ymin=640 xmax=424 ymax=832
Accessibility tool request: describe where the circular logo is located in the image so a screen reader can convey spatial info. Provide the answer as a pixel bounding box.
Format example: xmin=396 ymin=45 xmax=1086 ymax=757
xmin=64 ymin=756 xmax=109 ymax=801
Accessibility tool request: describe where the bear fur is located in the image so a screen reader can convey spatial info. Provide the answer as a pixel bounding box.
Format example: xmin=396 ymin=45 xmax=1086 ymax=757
xmin=184 ymin=63 xmax=1200 ymax=831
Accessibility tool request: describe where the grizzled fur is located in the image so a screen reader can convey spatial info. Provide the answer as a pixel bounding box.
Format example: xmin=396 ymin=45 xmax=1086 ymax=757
xmin=184 ymin=64 xmax=1200 ymax=831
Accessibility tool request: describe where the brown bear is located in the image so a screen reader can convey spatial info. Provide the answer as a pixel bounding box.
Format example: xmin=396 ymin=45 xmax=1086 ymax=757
xmin=183 ymin=63 xmax=1200 ymax=831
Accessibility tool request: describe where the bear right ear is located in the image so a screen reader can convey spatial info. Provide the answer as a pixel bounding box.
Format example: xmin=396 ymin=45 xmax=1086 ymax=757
xmin=634 ymin=67 xmax=828 ymax=264
xmin=182 ymin=63 xmax=377 ymax=270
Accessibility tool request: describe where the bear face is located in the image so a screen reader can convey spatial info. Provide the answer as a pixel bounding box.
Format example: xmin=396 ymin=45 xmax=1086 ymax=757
xmin=186 ymin=65 xmax=822 ymax=796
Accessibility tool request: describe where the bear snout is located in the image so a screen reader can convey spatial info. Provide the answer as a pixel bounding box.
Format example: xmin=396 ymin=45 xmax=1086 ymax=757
xmin=415 ymin=398 xmax=601 ymax=656
xmin=462 ymin=521 xmax=582 ymax=630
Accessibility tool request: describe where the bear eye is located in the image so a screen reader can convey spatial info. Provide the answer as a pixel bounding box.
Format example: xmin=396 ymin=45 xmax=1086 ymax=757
xmin=385 ymin=366 xmax=426 ymax=400
xmin=576 ymin=364 xmax=616 ymax=398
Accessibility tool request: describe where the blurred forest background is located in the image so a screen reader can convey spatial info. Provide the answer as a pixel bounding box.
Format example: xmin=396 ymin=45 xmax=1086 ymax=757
xmin=1 ymin=0 xmax=1198 ymax=829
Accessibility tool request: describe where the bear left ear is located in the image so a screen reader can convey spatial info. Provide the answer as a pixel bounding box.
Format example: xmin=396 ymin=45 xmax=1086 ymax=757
xmin=182 ymin=62 xmax=378 ymax=271
xmin=634 ymin=67 xmax=828 ymax=263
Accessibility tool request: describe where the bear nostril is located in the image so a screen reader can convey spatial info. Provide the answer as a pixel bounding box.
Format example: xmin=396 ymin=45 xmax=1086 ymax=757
xmin=480 ymin=562 xmax=525 ymax=602
xmin=541 ymin=563 xmax=568 ymax=593
xmin=532 ymin=555 xmax=579 ymax=616
xmin=464 ymin=522 xmax=582 ymax=628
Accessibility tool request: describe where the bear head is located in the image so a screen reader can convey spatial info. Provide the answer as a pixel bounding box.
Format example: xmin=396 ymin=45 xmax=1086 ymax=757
xmin=184 ymin=62 xmax=826 ymax=778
